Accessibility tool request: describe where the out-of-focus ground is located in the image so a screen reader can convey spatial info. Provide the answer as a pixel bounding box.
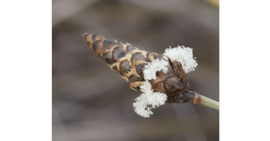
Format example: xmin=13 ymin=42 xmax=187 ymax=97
xmin=52 ymin=0 xmax=219 ymax=141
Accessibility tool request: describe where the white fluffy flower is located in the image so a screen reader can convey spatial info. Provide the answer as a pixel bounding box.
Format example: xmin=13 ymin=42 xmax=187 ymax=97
xmin=143 ymin=58 xmax=169 ymax=80
xmin=164 ymin=46 xmax=198 ymax=73
xmin=133 ymin=81 xmax=167 ymax=118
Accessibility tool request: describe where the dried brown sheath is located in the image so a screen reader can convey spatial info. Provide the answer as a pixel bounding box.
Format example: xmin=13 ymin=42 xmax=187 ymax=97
xmin=82 ymin=33 xmax=198 ymax=104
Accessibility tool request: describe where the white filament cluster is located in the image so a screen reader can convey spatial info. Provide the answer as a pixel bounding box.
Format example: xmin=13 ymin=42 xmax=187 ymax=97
xmin=143 ymin=58 xmax=169 ymax=80
xmin=164 ymin=46 xmax=198 ymax=73
xmin=133 ymin=81 xmax=167 ymax=118
xmin=133 ymin=46 xmax=198 ymax=118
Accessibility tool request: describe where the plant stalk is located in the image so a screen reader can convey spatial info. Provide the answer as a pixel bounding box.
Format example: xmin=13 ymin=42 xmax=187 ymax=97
xmin=192 ymin=92 xmax=219 ymax=110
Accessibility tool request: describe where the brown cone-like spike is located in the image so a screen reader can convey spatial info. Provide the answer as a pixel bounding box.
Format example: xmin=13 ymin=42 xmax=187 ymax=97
xmin=82 ymin=33 xmax=193 ymax=103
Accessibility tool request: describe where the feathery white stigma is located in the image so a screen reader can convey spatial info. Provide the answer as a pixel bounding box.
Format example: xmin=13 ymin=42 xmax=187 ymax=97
xmin=164 ymin=46 xmax=198 ymax=73
xmin=133 ymin=81 xmax=167 ymax=118
xmin=143 ymin=58 xmax=169 ymax=80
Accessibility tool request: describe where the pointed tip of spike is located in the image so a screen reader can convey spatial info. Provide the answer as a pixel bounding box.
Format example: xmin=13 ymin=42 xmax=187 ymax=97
xmin=81 ymin=33 xmax=89 ymax=40
xmin=81 ymin=33 xmax=85 ymax=39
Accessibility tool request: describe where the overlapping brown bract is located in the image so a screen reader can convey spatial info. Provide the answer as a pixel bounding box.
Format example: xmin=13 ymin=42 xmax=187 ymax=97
xmin=82 ymin=33 xmax=192 ymax=103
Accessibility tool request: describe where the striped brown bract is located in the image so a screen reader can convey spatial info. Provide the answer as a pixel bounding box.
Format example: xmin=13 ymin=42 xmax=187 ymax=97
xmin=82 ymin=33 xmax=194 ymax=103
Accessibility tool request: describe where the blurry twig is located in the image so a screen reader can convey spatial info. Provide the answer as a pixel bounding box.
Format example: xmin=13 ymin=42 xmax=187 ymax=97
xmin=205 ymin=0 xmax=219 ymax=7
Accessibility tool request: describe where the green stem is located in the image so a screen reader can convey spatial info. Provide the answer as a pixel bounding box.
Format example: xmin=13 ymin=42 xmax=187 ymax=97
xmin=193 ymin=93 xmax=219 ymax=110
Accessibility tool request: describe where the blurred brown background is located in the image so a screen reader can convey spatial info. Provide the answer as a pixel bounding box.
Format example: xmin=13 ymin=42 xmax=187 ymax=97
xmin=52 ymin=0 xmax=219 ymax=141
